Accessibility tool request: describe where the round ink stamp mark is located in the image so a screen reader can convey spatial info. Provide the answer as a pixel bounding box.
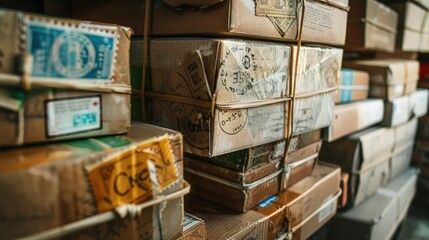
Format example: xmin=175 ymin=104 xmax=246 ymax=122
xmin=177 ymin=109 xmax=210 ymax=150
xmin=219 ymin=46 xmax=259 ymax=96
xmin=51 ymin=32 xmax=96 ymax=78
xmin=218 ymin=109 xmax=248 ymax=135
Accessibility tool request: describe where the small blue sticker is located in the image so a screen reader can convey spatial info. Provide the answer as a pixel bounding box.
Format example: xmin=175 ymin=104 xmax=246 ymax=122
xmin=258 ymin=196 xmax=279 ymax=208
xmin=73 ymin=112 xmax=97 ymax=127
xmin=27 ymin=22 xmax=115 ymax=80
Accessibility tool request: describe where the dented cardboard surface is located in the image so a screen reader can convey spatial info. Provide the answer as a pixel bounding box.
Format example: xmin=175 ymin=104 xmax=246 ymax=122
xmin=0 ymin=123 xmax=184 ymax=239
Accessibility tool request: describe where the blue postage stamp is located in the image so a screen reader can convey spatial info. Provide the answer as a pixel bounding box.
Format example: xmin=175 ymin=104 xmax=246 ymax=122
xmin=26 ymin=21 xmax=116 ymax=81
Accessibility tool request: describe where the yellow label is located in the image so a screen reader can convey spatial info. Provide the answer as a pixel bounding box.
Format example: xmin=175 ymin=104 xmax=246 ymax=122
xmin=87 ymin=135 xmax=178 ymax=212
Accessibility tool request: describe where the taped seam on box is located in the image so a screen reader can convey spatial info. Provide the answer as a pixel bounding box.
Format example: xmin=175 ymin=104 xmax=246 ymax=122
xmin=185 ymin=167 xmax=282 ymax=190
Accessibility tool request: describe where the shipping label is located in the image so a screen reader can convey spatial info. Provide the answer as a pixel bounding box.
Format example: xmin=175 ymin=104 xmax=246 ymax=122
xmin=25 ymin=18 xmax=116 ymax=80
xmin=318 ymin=196 xmax=336 ymax=223
xmin=45 ymin=96 xmax=102 ymax=137
xmin=87 ymin=136 xmax=178 ymax=212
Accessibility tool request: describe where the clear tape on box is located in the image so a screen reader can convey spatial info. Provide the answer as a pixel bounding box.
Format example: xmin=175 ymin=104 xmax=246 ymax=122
xmin=147 ymin=39 xmax=342 ymax=156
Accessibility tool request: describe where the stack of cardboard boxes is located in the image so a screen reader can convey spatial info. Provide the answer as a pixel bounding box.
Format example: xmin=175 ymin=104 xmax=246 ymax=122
xmin=0 ymin=8 xmax=188 ymax=240
xmin=125 ymin=0 xmax=350 ymax=239
xmin=3 ymin=0 xmax=429 ymax=239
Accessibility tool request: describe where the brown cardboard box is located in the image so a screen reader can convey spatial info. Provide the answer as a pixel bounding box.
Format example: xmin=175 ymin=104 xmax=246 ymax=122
xmin=189 ymin=130 xmax=320 ymax=173
xmin=0 ymin=88 xmax=130 ymax=147
xmin=74 ymin=0 xmax=349 ymax=45
xmin=320 ymin=127 xmax=394 ymax=206
xmin=323 ymin=99 xmax=384 ymax=142
xmin=321 ymin=118 xmax=417 ymax=207
xmin=346 ymin=0 xmax=398 ymax=52
xmin=185 ymin=155 xmax=281 ymax=186
xmin=332 ymin=168 xmax=418 ymax=240
xmin=385 ymin=1 xmax=426 ymax=51
xmin=281 ymin=140 xmax=322 ymax=190
xmin=142 ymin=38 xmax=341 ymax=156
xmin=335 ymin=69 xmax=369 ymax=104
xmin=185 ymin=162 xmax=340 ymax=239
xmin=177 ymin=214 xmax=207 ymax=240
xmin=343 ymin=59 xmax=419 ymax=101
xmin=381 ymin=88 xmax=428 ymax=127
xmin=0 ymin=8 xmax=131 ymax=92
xmin=0 ymin=123 xmax=184 ymax=239
xmin=184 ymin=163 xmax=281 ymax=212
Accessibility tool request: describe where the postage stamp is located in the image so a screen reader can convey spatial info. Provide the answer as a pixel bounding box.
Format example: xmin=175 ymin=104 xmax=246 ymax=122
xmin=25 ymin=19 xmax=117 ymax=81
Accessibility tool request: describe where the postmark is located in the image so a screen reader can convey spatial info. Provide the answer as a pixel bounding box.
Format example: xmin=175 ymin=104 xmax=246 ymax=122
xmin=217 ymin=109 xmax=248 ymax=135
xmin=24 ymin=17 xmax=116 ymax=81
xmin=219 ymin=44 xmax=258 ymax=96
xmin=177 ymin=108 xmax=210 ymax=150
xmin=163 ymin=51 xmax=211 ymax=150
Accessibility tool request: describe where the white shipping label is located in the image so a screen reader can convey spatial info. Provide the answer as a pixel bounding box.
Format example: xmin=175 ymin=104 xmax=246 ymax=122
xmin=46 ymin=96 xmax=102 ymax=137
xmin=319 ymin=197 xmax=336 ymax=223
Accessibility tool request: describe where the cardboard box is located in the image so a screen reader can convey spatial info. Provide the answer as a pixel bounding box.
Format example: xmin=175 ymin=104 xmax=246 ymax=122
xmin=320 ymin=127 xmax=394 ymax=206
xmin=381 ymin=89 xmax=428 ymax=127
xmin=343 ymin=59 xmax=419 ymax=101
xmin=323 ymin=99 xmax=384 ymax=142
xmin=0 ymin=8 xmax=132 ymax=92
xmin=74 ymin=0 xmax=349 ymax=45
xmin=281 ymin=140 xmax=322 ymax=190
xmin=321 ymin=118 xmax=417 ymax=207
xmin=346 ymin=0 xmax=398 ymax=52
xmin=185 ymin=162 xmax=340 ymax=239
xmin=184 ymin=163 xmax=281 ymax=212
xmin=332 ymin=167 xmax=418 ymax=240
xmin=140 ymin=39 xmax=341 ymax=156
xmin=385 ymin=1 xmax=426 ymax=51
xmin=185 ymin=155 xmax=281 ymax=187
xmin=335 ymin=69 xmax=369 ymax=104
xmin=0 ymin=88 xmax=130 ymax=147
xmin=0 ymin=123 xmax=184 ymax=239
xmin=190 ymin=130 xmax=320 ymax=173
xmin=177 ymin=214 xmax=207 ymax=240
